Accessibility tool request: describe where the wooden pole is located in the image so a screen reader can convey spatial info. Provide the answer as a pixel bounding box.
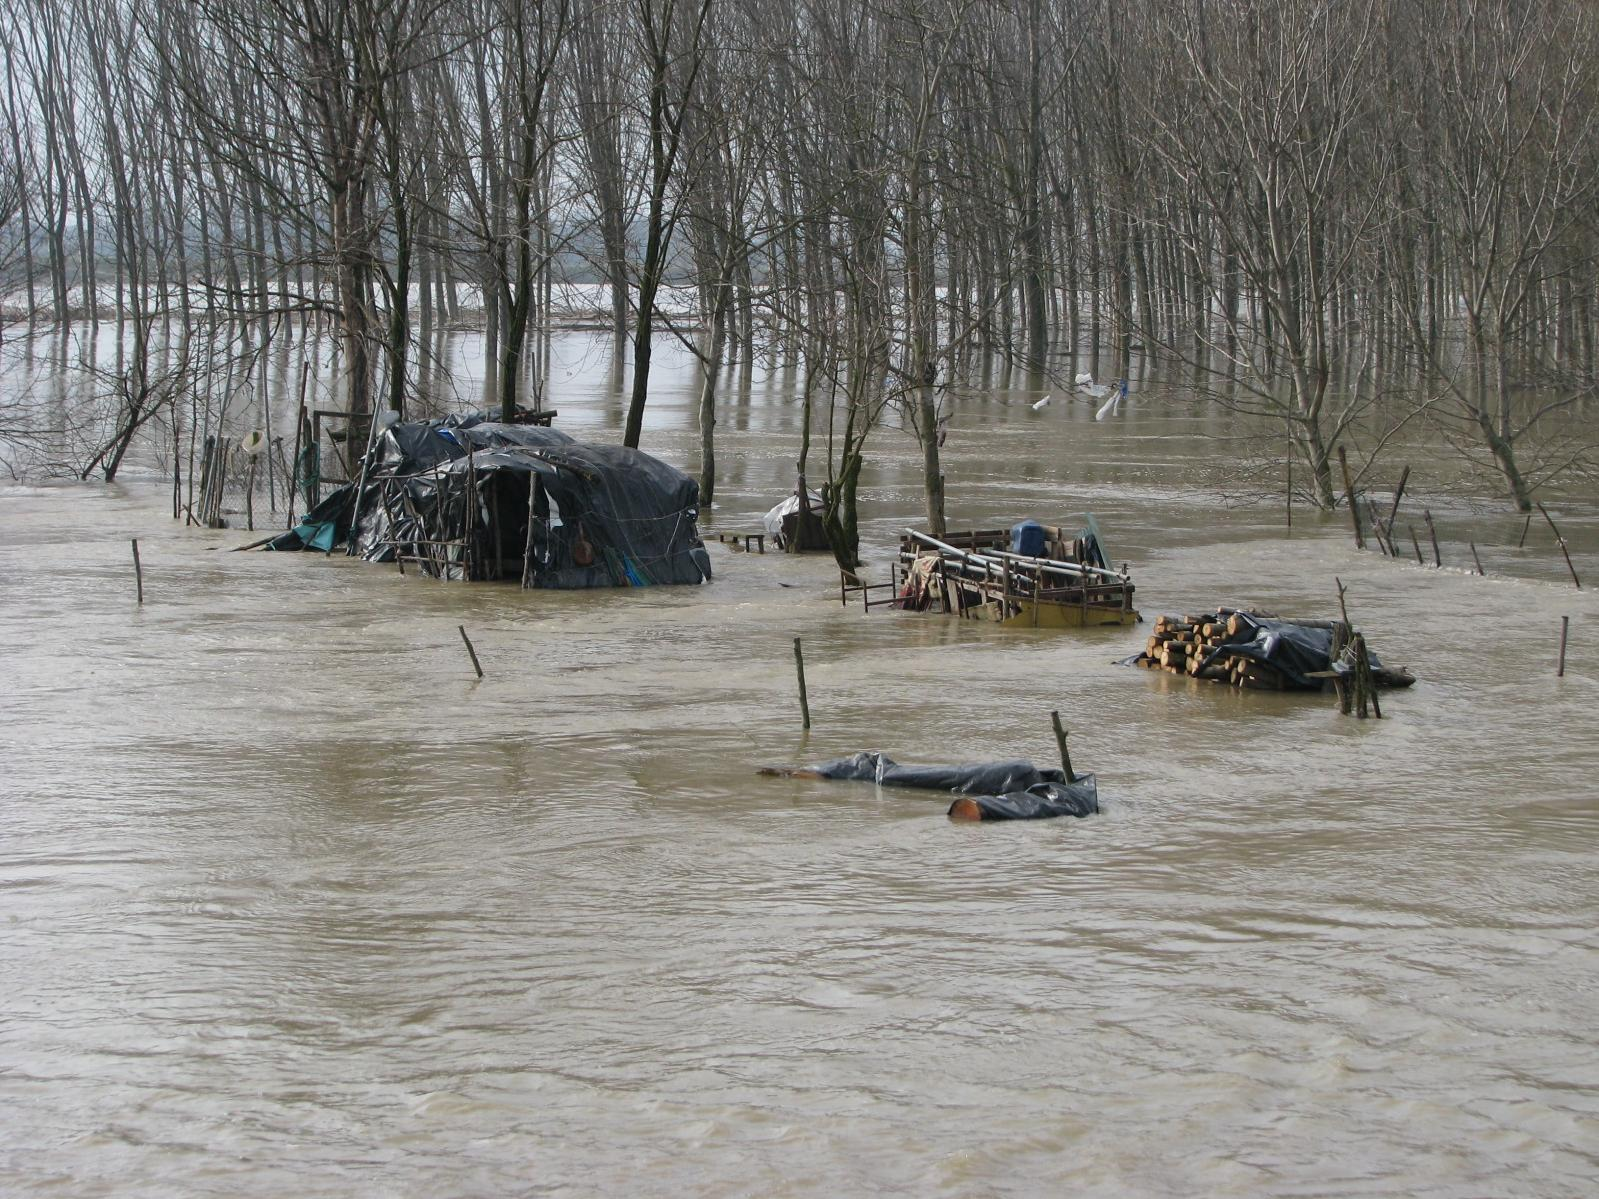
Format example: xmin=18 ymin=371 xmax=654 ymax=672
xmin=288 ymin=399 xmax=305 ymax=528
xmin=1518 ymin=513 xmax=1532 ymax=548
xmin=1286 ymin=457 xmax=1292 ymax=530
xmin=131 ymin=538 xmax=144 ymax=604
xmin=1557 ymin=615 xmax=1569 ymax=677
xmin=458 ymin=625 xmax=483 ymax=678
xmin=1536 ymin=503 xmax=1582 ymax=589
xmin=206 ymin=437 xmax=230 ymax=528
xmin=1350 ymin=633 xmax=1379 ymax=718
xmin=1330 ymin=617 xmax=1351 ymax=714
xmin=1050 ymin=710 xmax=1075 ymax=782
xmin=172 ymin=414 xmax=182 ymax=521
xmin=521 ymin=477 xmax=539 ymax=588
xmin=245 ymin=457 xmax=257 ymax=532
xmin=1338 ymin=445 xmax=1364 ymax=549
xmin=196 ymin=434 xmax=215 ymax=527
xmin=262 ymin=364 xmax=276 ymax=513
xmin=1366 ymin=499 xmax=1389 ymax=555
xmin=1409 ymin=525 xmax=1424 ymax=565
xmin=1367 ymin=639 xmax=1383 ymax=719
xmin=793 ymin=636 xmax=811 ymax=729
xmin=1470 ymin=541 xmax=1485 ymax=575
xmin=1383 ymin=464 xmax=1410 ymax=544
xmin=1423 ymin=509 xmax=1441 ymax=567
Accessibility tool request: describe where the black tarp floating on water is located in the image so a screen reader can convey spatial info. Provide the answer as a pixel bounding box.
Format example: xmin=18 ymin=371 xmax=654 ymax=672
xmin=266 ymin=415 xmax=712 ymax=588
xmin=765 ymin=751 xmax=1100 ymax=821
xmin=1196 ymin=611 xmax=1389 ymax=689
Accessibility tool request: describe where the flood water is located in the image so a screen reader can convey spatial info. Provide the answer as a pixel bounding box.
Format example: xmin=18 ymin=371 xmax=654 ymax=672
xmin=3 ymin=331 xmax=1597 ymax=1196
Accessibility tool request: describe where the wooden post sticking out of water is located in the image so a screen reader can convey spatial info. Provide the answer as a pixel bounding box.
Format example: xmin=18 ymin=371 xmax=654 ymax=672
xmin=1409 ymin=525 xmax=1424 ymax=565
xmin=1286 ymin=457 xmax=1292 ymax=530
xmin=1470 ymin=541 xmax=1485 ymax=575
xmin=1339 ymin=445 xmax=1364 ymax=549
xmin=458 ymin=625 xmax=483 ymax=678
xmin=1536 ymin=503 xmax=1582 ymax=589
xmin=1366 ymin=499 xmax=1390 ymax=555
xmin=1519 ymin=513 xmax=1532 ymax=548
xmin=1350 ymin=633 xmax=1381 ymax=719
xmin=1330 ymin=618 xmax=1352 ymax=715
xmin=1424 ymin=510 xmax=1441 ymax=567
xmin=1384 ymin=465 xmax=1410 ymax=545
xmin=1050 ymin=710 xmax=1075 ymax=783
xmin=288 ymin=392 xmax=306 ymax=529
xmin=131 ymin=538 xmax=144 ymax=604
xmin=794 ymin=637 xmax=812 ymax=730
xmin=1333 ymin=577 xmax=1371 ymax=718
xmin=245 ymin=457 xmax=257 ymax=531
xmin=1557 ymin=616 xmax=1569 ymax=677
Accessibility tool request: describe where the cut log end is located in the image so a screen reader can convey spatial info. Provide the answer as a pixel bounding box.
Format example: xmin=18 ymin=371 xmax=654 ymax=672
xmin=948 ymin=797 xmax=984 ymax=822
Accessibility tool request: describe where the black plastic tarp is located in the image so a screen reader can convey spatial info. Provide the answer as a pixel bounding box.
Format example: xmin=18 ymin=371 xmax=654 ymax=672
xmin=770 ymin=751 xmax=1100 ymax=822
xmin=1197 ymin=611 xmax=1387 ymax=688
xmin=265 ymin=415 xmax=711 ymax=588
xmin=801 ymin=751 xmax=1066 ymax=793
xmin=954 ymin=778 xmax=1099 ymax=821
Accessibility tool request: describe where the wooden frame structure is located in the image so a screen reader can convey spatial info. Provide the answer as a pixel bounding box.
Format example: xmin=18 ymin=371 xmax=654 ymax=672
xmin=884 ymin=528 xmax=1140 ymax=628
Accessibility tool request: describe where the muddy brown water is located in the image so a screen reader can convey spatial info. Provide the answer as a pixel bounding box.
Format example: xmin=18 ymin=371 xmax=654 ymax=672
xmin=2 ymin=332 xmax=1598 ymax=1196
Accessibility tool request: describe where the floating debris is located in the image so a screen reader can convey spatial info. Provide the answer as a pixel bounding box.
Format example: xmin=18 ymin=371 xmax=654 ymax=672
xmin=759 ymin=751 xmax=1100 ymax=822
xmin=883 ymin=520 xmax=1139 ymax=628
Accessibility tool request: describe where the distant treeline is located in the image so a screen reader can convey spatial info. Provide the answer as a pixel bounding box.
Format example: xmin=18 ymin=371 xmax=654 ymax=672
xmin=1 ymin=0 xmax=1594 ymax=542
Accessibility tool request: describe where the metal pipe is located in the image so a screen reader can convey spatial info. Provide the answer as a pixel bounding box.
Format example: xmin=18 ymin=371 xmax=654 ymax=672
xmin=903 ymin=529 xmax=1123 ymax=582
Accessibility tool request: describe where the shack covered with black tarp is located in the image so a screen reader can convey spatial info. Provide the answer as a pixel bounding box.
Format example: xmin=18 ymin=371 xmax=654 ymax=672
xmin=268 ymin=415 xmax=712 ymax=588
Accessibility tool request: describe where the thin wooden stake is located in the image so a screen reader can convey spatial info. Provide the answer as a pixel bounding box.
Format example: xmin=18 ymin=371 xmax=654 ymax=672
xmin=1050 ymin=710 xmax=1075 ymax=783
xmin=131 ymin=538 xmax=144 ymax=604
xmin=1423 ymin=509 xmax=1441 ymax=567
xmin=1384 ymin=464 xmax=1410 ymax=544
xmin=1330 ymin=619 xmax=1352 ymax=714
xmin=793 ymin=636 xmax=811 ymax=729
xmin=1518 ymin=513 xmax=1532 ymax=548
xmin=1557 ymin=615 xmax=1569 ymax=677
xmin=1536 ymin=503 xmax=1582 ymax=589
xmin=1338 ymin=445 xmax=1364 ymax=549
xmin=1366 ymin=499 xmax=1390 ymax=555
xmin=1470 ymin=541 xmax=1485 ymax=575
xmin=1368 ymin=644 xmax=1383 ymax=719
xmin=1334 ymin=578 xmax=1358 ymax=718
xmin=1286 ymin=457 xmax=1292 ymax=530
xmin=1349 ymin=632 xmax=1382 ymax=719
xmin=458 ymin=625 xmax=483 ymax=678
xmin=1409 ymin=525 xmax=1424 ymax=565
xmin=288 ymin=392 xmax=306 ymax=529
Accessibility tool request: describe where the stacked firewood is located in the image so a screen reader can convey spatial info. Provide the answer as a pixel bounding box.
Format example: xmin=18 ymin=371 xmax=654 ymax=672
xmin=1134 ymin=610 xmax=1299 ymax=691
xmin=1133 ymin=608 xmax=1415 ymax=694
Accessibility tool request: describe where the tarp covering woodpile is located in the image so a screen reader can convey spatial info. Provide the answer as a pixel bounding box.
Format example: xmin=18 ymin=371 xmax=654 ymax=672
xmin=759 ymin=751 xmax=1100 ymax=822
xmin=1131 ymin=609 xmax=1415 ymax=691
xmin=266 ymin=415 xmax=712 ymax=588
